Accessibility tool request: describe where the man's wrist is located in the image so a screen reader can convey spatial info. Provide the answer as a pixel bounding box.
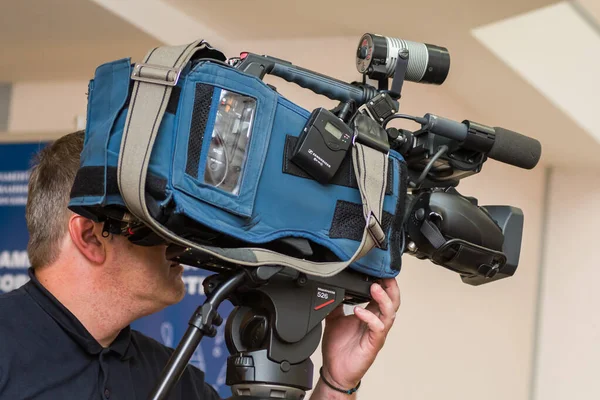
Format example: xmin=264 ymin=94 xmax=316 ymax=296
xmin=312 ymin=378 xmax=358 ymax=400
xmin=313 ymin=366 xmax=361 ymax=399
xmin=320 ymin=366 xmax=361 ymax=393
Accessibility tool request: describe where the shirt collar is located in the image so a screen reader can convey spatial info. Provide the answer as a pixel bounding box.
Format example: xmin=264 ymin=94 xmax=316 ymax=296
xmin=24 ymin=268 xmax=137 ymax=360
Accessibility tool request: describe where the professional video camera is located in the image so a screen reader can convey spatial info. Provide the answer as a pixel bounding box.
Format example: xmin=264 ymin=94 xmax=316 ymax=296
xmin=232 ymin=34 xmax=539 ymax=287
xmin=68 ymin=34 xmax=541 ymax=400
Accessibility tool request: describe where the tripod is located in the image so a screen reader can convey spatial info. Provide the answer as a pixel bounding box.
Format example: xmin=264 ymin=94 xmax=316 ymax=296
xmin=147 ymin=265 xmax=373 ymax=400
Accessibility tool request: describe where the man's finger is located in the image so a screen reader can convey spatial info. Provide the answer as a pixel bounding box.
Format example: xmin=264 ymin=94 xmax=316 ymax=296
xmin=354 ymin=306 xmax=385 ymax=336
xmin=368 ymin=283 xmax=396 ymax=330
xmin=380 ymin=278 xmax=401 ymax=312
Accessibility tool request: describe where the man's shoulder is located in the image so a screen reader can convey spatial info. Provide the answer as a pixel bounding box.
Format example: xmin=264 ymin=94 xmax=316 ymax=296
xmin=0 ymin=284 xmax=38 ymax=325
xmin=0 ymin=284 xmax=30 ymax=306
xmin=0 ymin=284 xmax=59 ymax=378
xmin=0 ymin=287 xmax=27 ymax=349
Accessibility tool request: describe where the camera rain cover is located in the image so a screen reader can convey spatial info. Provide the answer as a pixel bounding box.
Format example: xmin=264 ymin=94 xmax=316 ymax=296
xmin=68 ymin=40 xmax=408 ymax=279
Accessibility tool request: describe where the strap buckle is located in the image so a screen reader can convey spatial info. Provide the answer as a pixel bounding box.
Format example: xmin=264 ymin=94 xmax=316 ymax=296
xmin=352 ymin=113 xmax=390 ymax=154
xmin=131 ymin=63 xmax=183 ymax=87
xmin=366 ymin=212 xmax=386 ymax=248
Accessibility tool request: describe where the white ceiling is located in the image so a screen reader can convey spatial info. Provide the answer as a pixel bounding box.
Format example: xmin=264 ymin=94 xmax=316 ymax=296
xmin=0 ymin=0 xmax=599 ymax=169
xmin=166 ymin=0 xmax=557 ymax=40
xmin=474 ymin=2 xmax=600 ymax=147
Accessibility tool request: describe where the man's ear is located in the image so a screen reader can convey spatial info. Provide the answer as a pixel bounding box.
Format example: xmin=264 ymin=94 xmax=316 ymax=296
xmin=68 ymin=215 xmax=107 ymax=264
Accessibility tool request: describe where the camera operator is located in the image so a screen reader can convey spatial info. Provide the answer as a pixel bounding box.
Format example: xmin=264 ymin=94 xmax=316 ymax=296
xmin=0 ymin=130 xmax=401 ymax=399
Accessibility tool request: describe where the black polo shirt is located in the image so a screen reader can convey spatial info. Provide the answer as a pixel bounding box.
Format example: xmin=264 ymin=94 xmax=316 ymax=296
xmin=0 ymin=268 xmax=221 ymax=400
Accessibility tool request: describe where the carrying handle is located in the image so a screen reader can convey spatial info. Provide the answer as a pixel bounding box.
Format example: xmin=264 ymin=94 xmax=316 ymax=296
xmin=237 ymin=53 xmax=377 ymax=106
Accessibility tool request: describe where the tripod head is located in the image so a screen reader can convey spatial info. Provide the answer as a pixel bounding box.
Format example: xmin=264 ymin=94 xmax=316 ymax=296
xmin=221 ymin=265 xmax=372 ymax=400
xmin=148 ymin=254 xmax=375 ymax=400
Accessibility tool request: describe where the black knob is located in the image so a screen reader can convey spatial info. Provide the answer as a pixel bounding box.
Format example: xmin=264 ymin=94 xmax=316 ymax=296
xmin=478 ymin=264 xmax=499 ymax=278
xmin=415 ymin=208 xmax=426 ymax=221
xmin=387 ymin=127 xmax=400 ymax=141
xmin=234 ymin=356 xmax=254 ymax=367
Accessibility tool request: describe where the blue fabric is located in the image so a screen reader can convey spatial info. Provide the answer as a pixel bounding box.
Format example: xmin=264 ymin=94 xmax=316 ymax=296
xmin=172 ymin=63 xmax=278 ymax=218
xmin=70 ymin=59 xmax=406 ymax=279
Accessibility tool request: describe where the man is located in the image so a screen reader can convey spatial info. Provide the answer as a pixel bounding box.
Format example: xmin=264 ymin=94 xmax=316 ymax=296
xmin=0 ymin=130 xmax=400 ymax=399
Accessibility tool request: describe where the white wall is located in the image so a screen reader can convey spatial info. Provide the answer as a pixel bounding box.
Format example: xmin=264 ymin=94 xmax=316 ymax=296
xmin=7 ymin=81 xmax=88 ymax=133
xmin=533 ymin=168 xmax=599 ymax=400
xmin=5 ymin=36 xmax=547 ymax=400
xmin=380 ymin=162 xmax=543 ymax=400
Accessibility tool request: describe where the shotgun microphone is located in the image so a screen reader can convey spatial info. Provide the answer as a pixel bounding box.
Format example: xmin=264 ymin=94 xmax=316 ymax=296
xmin=421 ymin=114 xmax=541 ymax=169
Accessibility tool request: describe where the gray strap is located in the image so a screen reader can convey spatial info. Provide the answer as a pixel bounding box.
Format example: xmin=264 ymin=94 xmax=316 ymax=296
xmin=118 ymin=41 xmax=389 ymax=277
xmin=119 ymin=40 xmax=205 ymax=220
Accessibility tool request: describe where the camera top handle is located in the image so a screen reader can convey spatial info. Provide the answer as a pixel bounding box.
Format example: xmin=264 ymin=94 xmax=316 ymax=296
xmin=236 ymin=53 xmax=379 ymax=105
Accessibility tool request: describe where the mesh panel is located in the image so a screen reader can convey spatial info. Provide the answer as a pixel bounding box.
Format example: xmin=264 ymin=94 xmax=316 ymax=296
xmin=329 ymin=200 xmax=393 ymax=250
xmin=186 ymin=83 xmax=215 ymax=178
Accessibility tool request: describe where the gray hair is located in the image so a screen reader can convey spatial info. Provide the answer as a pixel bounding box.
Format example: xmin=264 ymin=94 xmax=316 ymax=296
xmin=26 ymin=131 xmax=84 ymax=268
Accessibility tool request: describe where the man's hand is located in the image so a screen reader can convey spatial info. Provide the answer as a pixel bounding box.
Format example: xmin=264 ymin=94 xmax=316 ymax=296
xmin=311 ymin=278 xmax=400 ymax=399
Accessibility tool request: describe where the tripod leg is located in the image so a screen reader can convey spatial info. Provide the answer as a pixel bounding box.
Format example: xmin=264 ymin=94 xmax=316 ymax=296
xmin=148 ymin=271 xmax=247 ymax=400
xmin=148 ymin=324 xmax=206 ymax=400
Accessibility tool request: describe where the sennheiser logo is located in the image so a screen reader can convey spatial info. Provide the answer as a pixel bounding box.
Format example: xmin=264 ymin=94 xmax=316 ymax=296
xmin=308 ymin=149 xmax=331 ymax=169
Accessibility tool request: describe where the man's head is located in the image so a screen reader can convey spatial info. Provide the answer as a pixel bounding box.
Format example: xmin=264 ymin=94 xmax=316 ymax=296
xmin=25 ymin=131 xmax=185 ymax=316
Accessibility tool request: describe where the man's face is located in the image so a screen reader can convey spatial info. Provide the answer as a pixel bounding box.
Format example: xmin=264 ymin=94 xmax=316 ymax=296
xmin=105 ymin=233 xmax=186 ymax=314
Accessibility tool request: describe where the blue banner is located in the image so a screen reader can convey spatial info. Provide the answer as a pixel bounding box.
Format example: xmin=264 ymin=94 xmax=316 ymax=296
xmin=0 ymin=142 xmax=44 ymax=292
xmin=0 ymin=142 xmax=231 ymax=398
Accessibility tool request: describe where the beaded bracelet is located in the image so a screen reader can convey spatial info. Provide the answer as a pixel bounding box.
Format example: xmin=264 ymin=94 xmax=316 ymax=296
xmin=319 ymin=367 xmax=361 ymax=395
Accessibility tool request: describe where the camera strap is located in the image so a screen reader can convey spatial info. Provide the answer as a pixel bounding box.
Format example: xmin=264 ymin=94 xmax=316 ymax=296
xmin=118 ymin=40 xmax=389 ymax=278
